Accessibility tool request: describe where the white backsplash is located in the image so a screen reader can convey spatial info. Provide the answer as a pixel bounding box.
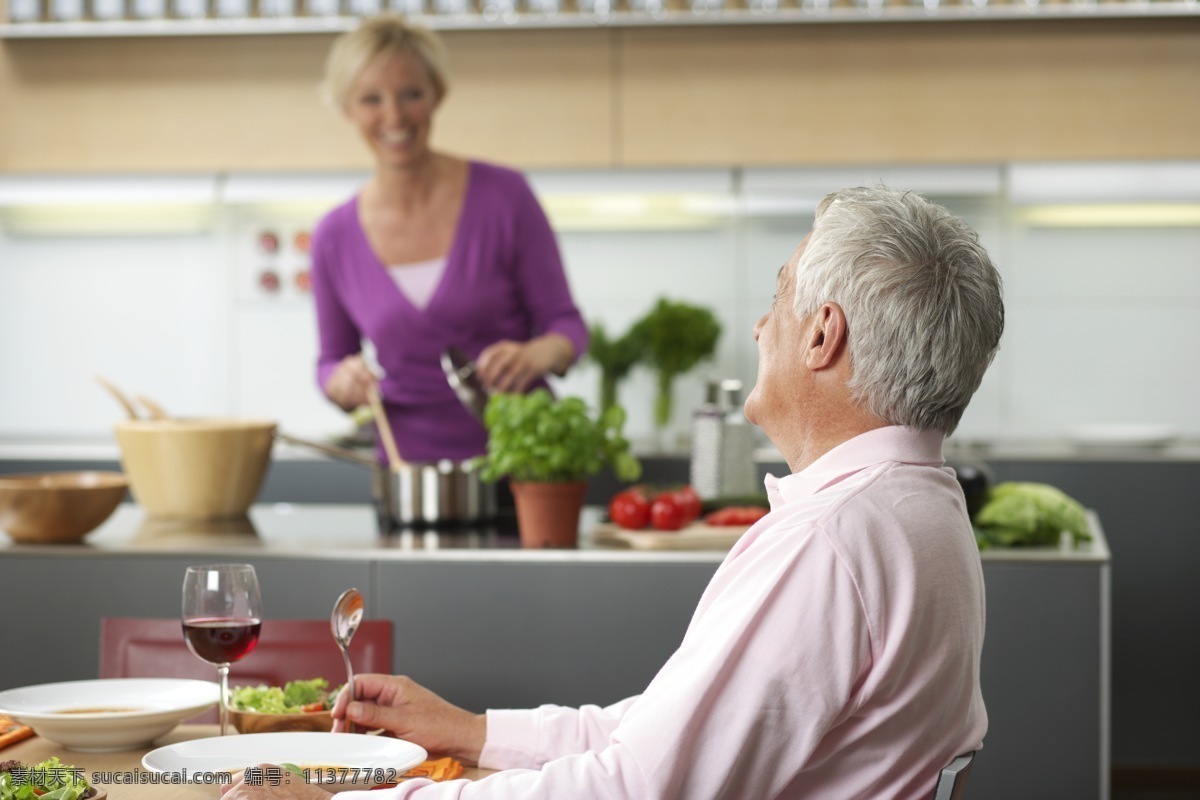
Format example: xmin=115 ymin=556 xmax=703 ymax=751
xmin=1 ymin=162 xmax=1197 ymax=449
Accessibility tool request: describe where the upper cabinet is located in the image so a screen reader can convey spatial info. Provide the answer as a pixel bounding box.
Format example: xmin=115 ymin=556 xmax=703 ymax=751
xmin=1 ymin=16 xmax=1198 ymax=171
xmin=3 ymin=0 xmax=1199 ymax=36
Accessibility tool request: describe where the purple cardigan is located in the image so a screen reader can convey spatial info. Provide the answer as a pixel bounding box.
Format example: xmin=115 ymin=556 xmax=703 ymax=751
xmin=311 ymin=161 xmax=588 ymax=463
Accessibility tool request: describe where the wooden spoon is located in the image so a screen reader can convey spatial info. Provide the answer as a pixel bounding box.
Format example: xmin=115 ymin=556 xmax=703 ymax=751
xmin=136 ymin=394 xmax=170 ymax=420
xmin=94 ymin=375 xmax=140 ymax=420
xmin=365 ymin=383 xmax=404 ymax=471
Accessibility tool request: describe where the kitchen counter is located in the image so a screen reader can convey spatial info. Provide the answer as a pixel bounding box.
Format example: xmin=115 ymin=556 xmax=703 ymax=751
xmin=0 ymin=503 xmax=1109 ymax=800
xmin=0 ymin=502 xmax=1109 ymax=564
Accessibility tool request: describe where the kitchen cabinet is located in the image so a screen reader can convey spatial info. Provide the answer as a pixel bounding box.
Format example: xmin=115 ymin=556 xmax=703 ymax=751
xmin=0 ymin=503 xmax=1111 ymax=799
xmin=3 ymin=1 xmax=1198 ymax=37
xmin=1 ymin=19 xmax=1198 ymax=170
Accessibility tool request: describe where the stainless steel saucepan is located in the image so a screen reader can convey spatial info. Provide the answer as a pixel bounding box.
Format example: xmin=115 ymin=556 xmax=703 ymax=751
xmin=275 ymin=432 xmax=496 ymax=527
xmin=278 ymin=347 xmax=497 ymax=527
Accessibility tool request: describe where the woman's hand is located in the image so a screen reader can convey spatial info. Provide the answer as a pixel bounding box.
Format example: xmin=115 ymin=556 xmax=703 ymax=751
xmin=324 ymin=354 xmax=377 ymax=411
xmin=477 ymin=334 xmax=574 ymax=394
xmin=331 ymin=674 xmax=487 ymax=765
xmin=220 ymin=765 xmax=333 ymax=799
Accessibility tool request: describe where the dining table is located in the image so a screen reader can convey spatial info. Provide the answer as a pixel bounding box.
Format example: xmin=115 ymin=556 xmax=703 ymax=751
xmin=3 ymin=724 xmax=494 ymax=798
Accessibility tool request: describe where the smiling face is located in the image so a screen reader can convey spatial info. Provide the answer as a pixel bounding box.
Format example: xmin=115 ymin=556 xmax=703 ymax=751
xmin=345 ymin=50 xmax=440 ymax=172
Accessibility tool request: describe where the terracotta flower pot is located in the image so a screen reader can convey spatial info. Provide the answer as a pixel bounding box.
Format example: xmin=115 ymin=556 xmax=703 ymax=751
xmin=510 ymin=480 xmax=587 ymax=549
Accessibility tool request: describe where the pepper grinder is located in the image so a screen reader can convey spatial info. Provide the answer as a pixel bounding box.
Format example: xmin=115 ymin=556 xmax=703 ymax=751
xmin=690 ymin=379 xmax=759 ymax=500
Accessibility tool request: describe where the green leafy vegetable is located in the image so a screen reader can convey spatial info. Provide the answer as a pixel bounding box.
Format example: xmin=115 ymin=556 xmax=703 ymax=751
xmin=586 ymin=322 xmax=646 ymax=415
xmin=474 ymin=389 xmax=641 ymax=484
xmin=1 ymin=757 xmax=92 ymax=800
xmin=972 ymin=482 xmax=1091 ymax=550
xmin=229 ymin=678 xmax=336 ymax=713
xmin=629 ymin=298 xmax=721 ymax=428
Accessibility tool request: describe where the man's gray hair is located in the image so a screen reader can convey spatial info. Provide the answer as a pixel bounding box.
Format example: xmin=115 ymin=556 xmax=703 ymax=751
xmin=793 ymin=186 xmax=1004 ymax=436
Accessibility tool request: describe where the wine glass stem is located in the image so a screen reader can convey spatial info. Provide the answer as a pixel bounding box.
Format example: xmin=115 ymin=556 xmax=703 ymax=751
xmin=218 ymin=663 xmax=231 ymax=736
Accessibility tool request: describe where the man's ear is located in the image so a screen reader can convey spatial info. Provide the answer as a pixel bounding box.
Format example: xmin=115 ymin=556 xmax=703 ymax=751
xmin=804 ymin=302 xmax=849 ymax=370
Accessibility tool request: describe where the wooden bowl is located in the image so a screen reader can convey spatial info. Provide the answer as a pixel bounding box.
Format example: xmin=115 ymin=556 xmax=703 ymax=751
xmin=228 ymin=708 xmax=334 ymax=734
xmin=114 ymin=418 xmax=276 ymax=519
xmin=0 ymin=471 xmax=128 ymax=543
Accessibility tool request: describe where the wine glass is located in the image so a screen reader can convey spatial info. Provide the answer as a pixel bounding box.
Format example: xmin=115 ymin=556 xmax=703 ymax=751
xmin=182 ymin=564 xmax=263 ymax=736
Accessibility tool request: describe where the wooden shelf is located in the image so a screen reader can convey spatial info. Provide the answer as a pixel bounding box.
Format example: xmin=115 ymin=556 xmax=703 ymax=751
xmin=3 ymin=0 xmax=1198 ymax=37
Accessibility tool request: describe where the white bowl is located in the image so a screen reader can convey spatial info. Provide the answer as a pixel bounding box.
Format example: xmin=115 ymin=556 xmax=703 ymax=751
xmin=1067 ymin=423 xmax=1178 ymax=450
xmin=0 ymin=678 xmax=218 ymax=752
xmin=143 ymin=731 xmax=427 ymax=785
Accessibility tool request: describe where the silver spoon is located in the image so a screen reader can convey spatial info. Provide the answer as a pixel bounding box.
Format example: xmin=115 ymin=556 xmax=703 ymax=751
xmin=332 ymin=588 xmax=364 ymax=733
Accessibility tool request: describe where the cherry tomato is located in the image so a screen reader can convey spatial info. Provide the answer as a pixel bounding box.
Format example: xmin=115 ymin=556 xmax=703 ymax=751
xmin=609 ymin=488 xmax=651 ymax=530
xmin=676 ymin=485 xmax=702 ymax=523
xmin=650 ymin=493 xmax=689 ymax=531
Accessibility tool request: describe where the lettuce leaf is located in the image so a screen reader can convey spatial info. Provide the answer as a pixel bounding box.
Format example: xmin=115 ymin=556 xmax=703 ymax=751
xmin=1 ymin=757 xmax=90 ymax=800
xmin=972 ymin=482 xmax=1091 ymax=549
xmin=229 ymin=678 xmax=336 ymax=713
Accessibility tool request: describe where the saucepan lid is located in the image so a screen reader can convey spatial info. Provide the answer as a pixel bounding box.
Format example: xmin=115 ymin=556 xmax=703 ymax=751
xmin=441 ymin=346 xmax=489 ymax=421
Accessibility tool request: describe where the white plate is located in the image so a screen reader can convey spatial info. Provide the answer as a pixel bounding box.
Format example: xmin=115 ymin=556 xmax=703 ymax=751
xmin=1067 ymin=423 xmax=1178 ymax=450
xmin=0 ymin=678 xmax=218 ymax=752
xmin=143 ymin=732 xmax=427 ymax=785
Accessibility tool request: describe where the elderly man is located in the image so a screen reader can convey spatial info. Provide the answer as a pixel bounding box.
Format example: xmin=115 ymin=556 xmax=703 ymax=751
xmin=221 ymin=186 xmax=1004 ymax=800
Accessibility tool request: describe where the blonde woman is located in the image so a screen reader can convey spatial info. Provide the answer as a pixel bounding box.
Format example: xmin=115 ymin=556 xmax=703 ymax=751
xmin=313 ymin=16 xmax=586 ymax=462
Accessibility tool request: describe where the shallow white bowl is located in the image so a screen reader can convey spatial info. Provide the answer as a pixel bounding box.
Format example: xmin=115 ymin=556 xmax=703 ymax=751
xmin=0 ymin=678 xmax=219 ymax=752
xmin=1067 ymin=423 xmax=1178 ymax=450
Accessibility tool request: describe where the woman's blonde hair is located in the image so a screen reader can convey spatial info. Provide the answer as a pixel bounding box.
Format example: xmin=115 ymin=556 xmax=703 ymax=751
xmin=319 ymin=15 xmax=451 ymax=111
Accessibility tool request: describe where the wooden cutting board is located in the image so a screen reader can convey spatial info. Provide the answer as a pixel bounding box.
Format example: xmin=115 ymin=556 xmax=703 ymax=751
xmin=591 ymin=521 xmax=751 ymax=551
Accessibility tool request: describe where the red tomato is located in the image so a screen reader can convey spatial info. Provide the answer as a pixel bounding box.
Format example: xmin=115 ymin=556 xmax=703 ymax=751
xmin=650 ymin=493 xmax=689 ymax=531
xmin=676 ymin=485 xmax=702 ymax=523
xmin=608 ymin=488 xmax=651 ymax=530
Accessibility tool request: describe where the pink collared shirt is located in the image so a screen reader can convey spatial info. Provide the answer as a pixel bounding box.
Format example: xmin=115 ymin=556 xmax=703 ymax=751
xmin=341 ymin=426 xmax=987 ymax=799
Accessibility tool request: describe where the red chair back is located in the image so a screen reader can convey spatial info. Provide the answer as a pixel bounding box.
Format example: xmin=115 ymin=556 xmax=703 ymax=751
xmin=99 ymin=617 xmax=393 ymax=722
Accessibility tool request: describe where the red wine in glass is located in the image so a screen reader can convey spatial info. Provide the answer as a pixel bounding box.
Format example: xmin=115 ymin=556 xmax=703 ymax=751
xmin=182 ymin=617 xmax=262 ymax=664
xmin=182 ymin=564 xmax=262 ymax=736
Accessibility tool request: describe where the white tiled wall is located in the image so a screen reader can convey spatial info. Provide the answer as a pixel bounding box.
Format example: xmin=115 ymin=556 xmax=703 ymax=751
xmin=1 ymin=163 xmax=1197 ymax=448
xmin=0 ymin=231 xmax=231 ymax=436
xmin=1001 ymin=224 xmax=1200 ymax=438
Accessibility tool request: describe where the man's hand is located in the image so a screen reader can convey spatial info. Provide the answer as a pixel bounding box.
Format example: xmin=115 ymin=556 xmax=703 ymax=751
xmin=331 ymin=674 xmax=487 ymax=765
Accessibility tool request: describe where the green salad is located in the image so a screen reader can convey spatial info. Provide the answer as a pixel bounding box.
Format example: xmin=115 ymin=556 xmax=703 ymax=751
xmin=0 ymin=757 xmax=94 ymax=800
xmin=229 ymin=678 xmax=339 ymax=714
